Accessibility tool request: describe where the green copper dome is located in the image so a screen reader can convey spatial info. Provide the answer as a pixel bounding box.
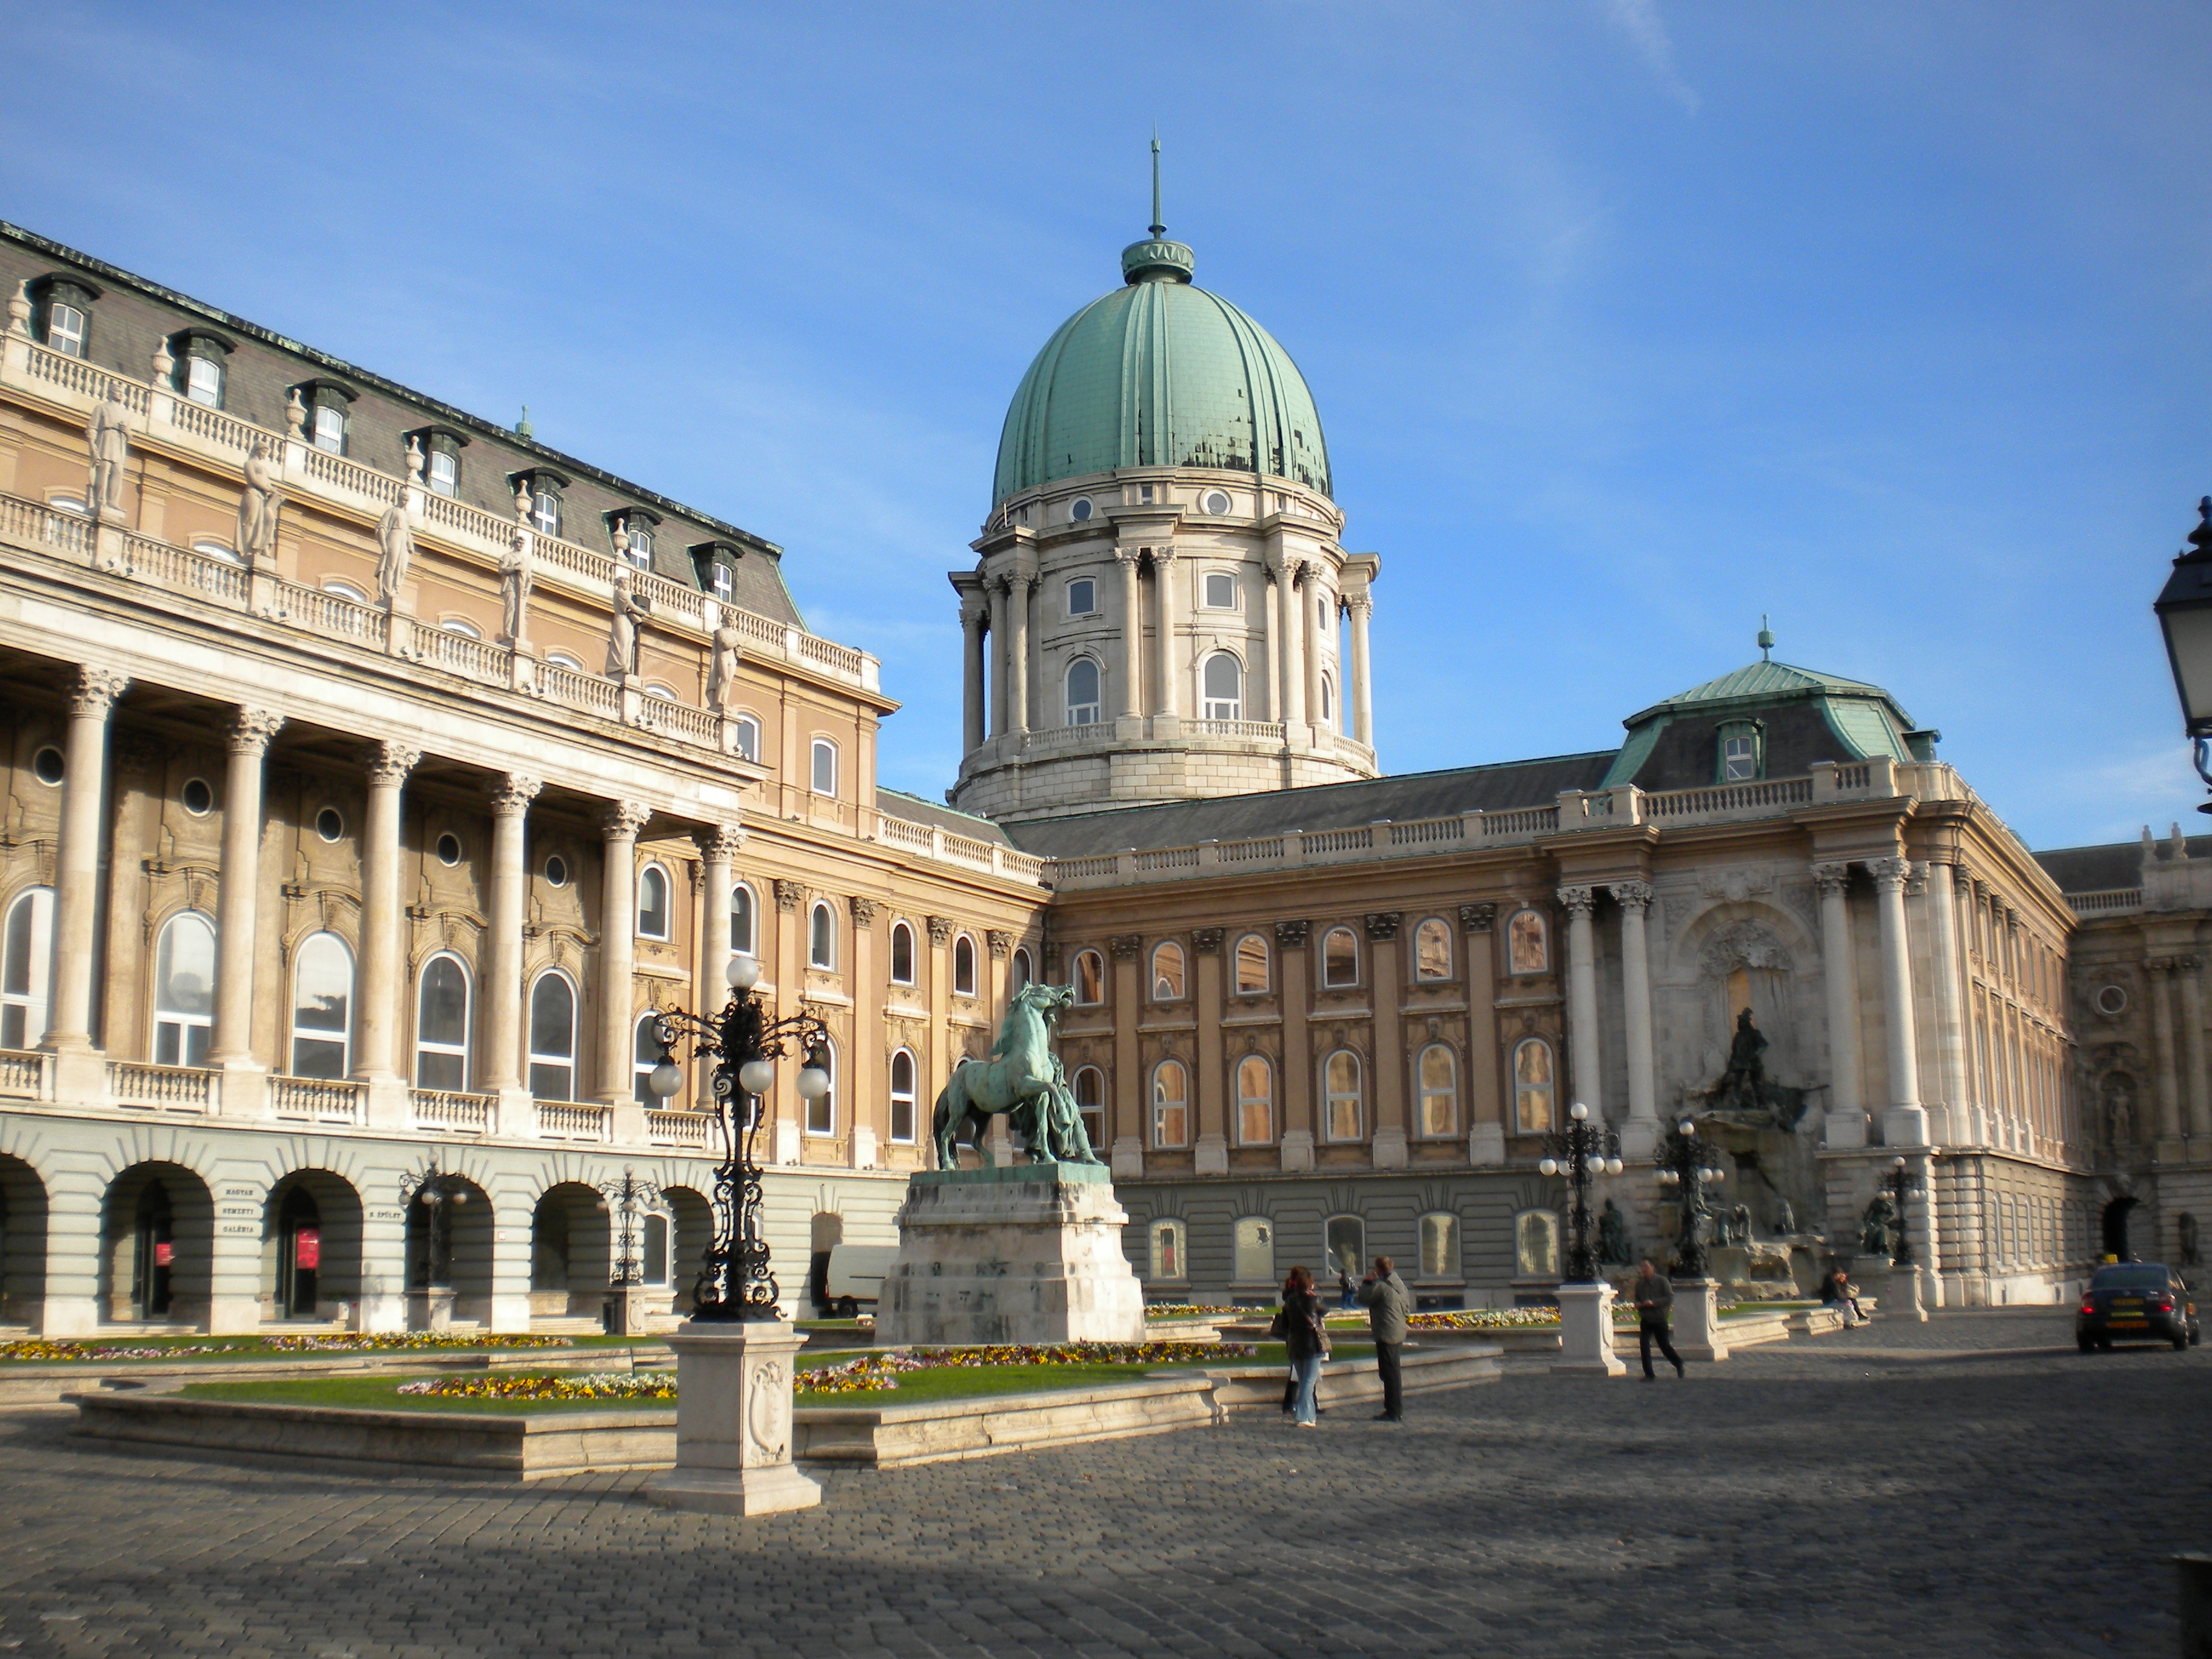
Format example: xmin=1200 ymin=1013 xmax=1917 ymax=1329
xmin=993 ymin=233 xmax=1332 ymax=507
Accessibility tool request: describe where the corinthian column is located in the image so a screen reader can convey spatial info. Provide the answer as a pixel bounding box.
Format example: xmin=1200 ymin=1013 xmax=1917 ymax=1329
xmin=692 ymin=821 xmax=744 ymax=1107
xmin=483 ymin=774 xmax=540 ymax=1118
xmin=597 ymin=800 xmax=652 ymax=1107
xmin=1116 ymin=550 xmax=1143 ymax=723
xmin=1006 ymin=572 xmax=1031 ymax=737
xmin=986 ymin=579 xmax=1008 ymax=739
xmin=1868 ymin=856 xmax=1926 ymax=1147
xmin=354 ymin=741 xmax=420 ymax=1096
xmin=211 ymin=707 xmax=284 ymax=1109
xmin=1269 ymin=552 xmax=1305 ymax=728
xmin=1348 ymin=594 xmax=1375 ymax=748
xmin=1153 ymin=548 xmax=1181 ymax=723
xmin=1611 ymin=880 xmax=1658 ymax=1156
xmin=1921 ymin=855 xmax=1971 ymax=1146
xmin=1812 ymin=862 xmax=1866 ymax=1148
xmin=45 ymin=666 xmax=129 ymax=1065
xmin=959 ymin=592 xmax=986 ymax=754
xmin=1558 ymin=885 xmax=1604 ymax=1121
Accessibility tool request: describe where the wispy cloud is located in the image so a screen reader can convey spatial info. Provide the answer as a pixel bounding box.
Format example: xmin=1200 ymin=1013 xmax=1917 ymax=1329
xmin=1604 ymin=0 xmax=1700 ymax=112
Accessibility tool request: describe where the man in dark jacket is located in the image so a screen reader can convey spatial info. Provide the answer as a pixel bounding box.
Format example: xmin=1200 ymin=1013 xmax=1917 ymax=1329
xmin=1633 ymin=1258 xmax=1685 ymax=1380
xmin=1357 ymin=1256 xmax=1412 ymax=1421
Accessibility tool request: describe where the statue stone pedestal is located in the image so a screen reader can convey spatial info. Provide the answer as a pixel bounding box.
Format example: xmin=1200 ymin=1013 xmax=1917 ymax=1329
xmin=646 ymin=1321 xmax=821 ymax=1517
xmin=875 ymin=1164 xmax=1145 ymax=1347
xmin=1886 ymin=1261 xmax=1929 ymax=1323
xmin=1671 ymin=1278 xmax=1728 ymax=1362
xmin=1550 ymin=1282 xmax=1626 ymax=1377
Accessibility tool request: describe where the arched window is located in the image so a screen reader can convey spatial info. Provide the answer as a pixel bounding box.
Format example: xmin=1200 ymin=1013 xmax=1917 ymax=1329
xmin=890 ymin=921 xmax=915 ymax=985
xmin=732 ymin=714 xmax=762 ymax=762
xmin=643 ymin=1213 xmax=671 ymax=1286
xmin=632 ymin=1012 xmax=666 ymax=1104
xmin=1233 ymin=1216 xmax=1274 ymax=1283
xmin=1414 ymin=917 xmax=1453 ymax=981
xmin=1151 ymin=1059 xmax=1189 ymax=1147
xmin=1508 ymin=909 xmax=1549 ymax=974
xmin=637 ymin=865 xmax=670 ymax=939
xmin=1201 ymin=652 xmax=1241 ymax=720
xmin=289 ymin=932 xmax=354 ymax=1079
xmin=1065 ymin=659 xmax=1101 ymax=727
xmin=414 ymin=954 xmax=471 ymax=1091
xmin=1513 ymin=1037 xmax=1556 ymax=1134
xmin=889 ymin=1049 xmax=917 ymax=1144
xmin=1150 ymin=940 xmax=1186 ymax=1002
xmin=1418 ymin=1043 xmax=1458 ymax=1138
xmin=1322 ymin=926 xmax=1359 ymax=988
xmin=953 ymin=934 xmax=977 ymax=996
xmin=528 ymin=972 xmax=577 ymax=1101
xmin=0 ymin=886 xmax=55 ymax=1050
xmin=1324 ymin=1049 xmax=1362 ymax=1141
xmin=1516 ymin=1210 xmax=1561 ymax=1278
xmin=810 ymin=739 xmax=837 ymax=797
xmin=153 ymin=911 xmax=216 ymax=1067
xmin=1234 ymin=933 xmax=1269 ymax=995
xmin=809 ymin=902 xmax=836 ymax=971
xmin=1319 ymin=672 xmax=1335 ymax=728
xmin=1074 ymin=949 xmax=1105 ymax=1005
xmin=1011 ymin=947 xmax=1033 ymax=989
xmin=1073 ymin=1064 xmax=1106 ymax=1155
xmin=1420 ymin=1212 xmax=1460 ymax=1279
xmin=1236 ymin=1054 xmax=1274 ymax=1144
xmin=806 ymin=1037 xmax=837 ymax=1136
xmin=730 ymin=882 xmax=756 ymax=957
xmin=1325 ymin=1214 xmax=1366 ymax=1280
xmin=1148 ymin=1218 xmax=1185 ymax=1281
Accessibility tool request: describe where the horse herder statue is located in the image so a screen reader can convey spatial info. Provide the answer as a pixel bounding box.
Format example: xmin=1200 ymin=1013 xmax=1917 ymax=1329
xmin=931 ymin=982 xmax=1102 ymax=1170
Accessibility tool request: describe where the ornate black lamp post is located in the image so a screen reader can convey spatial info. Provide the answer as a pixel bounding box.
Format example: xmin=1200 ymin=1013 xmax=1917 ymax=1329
xmin=1538 ymin=1102 xmax=1623 ymax=1283
xmin=596 ymin=1166 xmax=665 ymax=1289
xmin=645 ymin=954 xmax=831 ymax=1321
xmin=1882 ymin=1156 xmax=1922 ymax=1267
xmin=398 ymin=1163 xmax=472 ymax=1289
xmin=2153 ymin=497 xmax=2212 ymax=813
xmin=1654 ymin=1117 xmax=1728 ymax=1279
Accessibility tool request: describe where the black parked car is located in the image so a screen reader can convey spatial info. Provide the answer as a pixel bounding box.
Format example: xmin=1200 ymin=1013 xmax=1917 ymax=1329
xmin=2076 ymin=1263 xmax=2200 ymax=1352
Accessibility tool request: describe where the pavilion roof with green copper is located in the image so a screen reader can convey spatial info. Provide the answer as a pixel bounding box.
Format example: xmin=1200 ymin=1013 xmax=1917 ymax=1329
xmin=992 ymin=235 xmax=1332 ymax=507
xmin=1600 ymin=655 xmax=1924 ymax=790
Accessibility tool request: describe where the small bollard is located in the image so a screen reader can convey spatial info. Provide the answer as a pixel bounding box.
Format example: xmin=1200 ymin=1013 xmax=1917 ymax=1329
xmin=2179 ymin=1553 xmax=2212 ymax=1658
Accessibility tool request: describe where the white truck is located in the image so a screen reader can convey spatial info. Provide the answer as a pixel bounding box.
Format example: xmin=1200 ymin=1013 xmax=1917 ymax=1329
xmin=817 ymin=1244 xmax=896 ymax=1318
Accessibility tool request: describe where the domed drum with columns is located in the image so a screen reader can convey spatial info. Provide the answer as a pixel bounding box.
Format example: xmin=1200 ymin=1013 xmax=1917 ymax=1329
xmin=950 ymin=220 xmax=1381 ymax=822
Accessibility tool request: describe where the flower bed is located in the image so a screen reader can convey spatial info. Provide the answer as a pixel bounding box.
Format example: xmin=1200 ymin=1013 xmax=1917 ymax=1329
xmin=396 ymin=1371 xmax=675 ymax=1402
xmin=2 ymin=1332 xmax=580 ymax=1364
xmin=799 ymin=1341 xmax=1259 ymax=1396
xmin=1 ymin=1341 xmax=256 ymax=1362
xmin=1143 ymin=1304 xmax=1240 ymax=1318
xmin=1409 ymin=1309 xmax=1560 ymax=1330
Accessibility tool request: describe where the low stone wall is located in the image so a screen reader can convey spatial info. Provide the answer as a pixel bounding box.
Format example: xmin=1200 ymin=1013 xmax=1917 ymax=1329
xmin=64 ymin=1346 xmax=1501 ymax=1480
xmin=1 ymin=1345 xmax=672 ymax=1407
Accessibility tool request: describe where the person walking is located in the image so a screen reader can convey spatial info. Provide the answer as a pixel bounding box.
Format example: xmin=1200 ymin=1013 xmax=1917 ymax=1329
xmin=1356 ymin=1255 xmax=1411 ymax=1422
xmin=1273 ymin=1265 xmax=1328 ymax=1427
xmin=1632 ymin=1258 xmax=1685 ymax=1380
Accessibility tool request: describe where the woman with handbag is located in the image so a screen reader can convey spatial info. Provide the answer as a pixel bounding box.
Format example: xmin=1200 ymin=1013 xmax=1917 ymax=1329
xmin=1273 ymin=1265 xmax=1329 ymax=1427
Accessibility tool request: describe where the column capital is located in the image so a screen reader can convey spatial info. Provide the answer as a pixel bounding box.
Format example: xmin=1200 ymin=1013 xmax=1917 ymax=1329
xmin=490 ymin=774 xmax=543 ymax=818
xmin=959 ymin=590 xmax=988 ymax=628
xmin=1556 ymin=884 xmax=1596 ymax=917
xmin=849 ymin=895 xmax=880 ymax=928
xmin=774 ymin=879 xmax=805 ymax=913
xmin=1609 ymin=879 xmax=1654 ymax=912
xmin=985 ymin=928 xmax=1013 ymax=959
xmin=362 ymin=740 xmax=422 ymax=788
xmin=925 ymin=914 xmax=954 ymax=946
xmin=1952 ymin=865 xmax=1976 ymax=897
xmin=693 ymin=820 xmax=745 ymax=861
xmin=1346 ymin=591 xmax=1375 ymax=619
xmin=1114 ymin=546 xmax=1143 ymax=569
xmin=1362 ymin=911 xmax=1402 ymax=941
xmin=1274 ymin=919 xmax=1310 ymax=948
xmin=70 ymin=666 xmax=130 ymax=719
xmin=1458 ymin=902 xmax=1496 ymax=933
xmin=226 ymin=706 xmax=284 ymax=757
xmin=1191 ymin=927 xmax=1224 ymax=954
xmin=1866 ymin=856 xmax=1914 ymax=892
xmin=1108 ymin=933 xmax=1143 ymax=960
xmin=1811 ymin=860 xmax=1853 ymax=896
xmin=600 ymin=799 xmax=652 ymax=840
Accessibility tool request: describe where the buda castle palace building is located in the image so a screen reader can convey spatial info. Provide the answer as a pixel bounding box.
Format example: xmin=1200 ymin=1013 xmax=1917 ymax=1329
xmin=0 ymin=207 xmax=2200 ymax=1338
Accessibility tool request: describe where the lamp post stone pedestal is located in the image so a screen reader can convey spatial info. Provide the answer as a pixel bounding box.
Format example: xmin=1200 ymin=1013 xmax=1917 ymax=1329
xmin=603 ymin=1285 xmax=657 ymax=1336
xmin=1551 ymin=1282 xmax=1626 ymax=1376
xmin=1671 ymin=1278 xmax=1728 ymax=1362
xmin=645 ymin=1321 xmax=821 ymax=1517
xmin=1886 ymin=1261 xmax=1928 ymax=1323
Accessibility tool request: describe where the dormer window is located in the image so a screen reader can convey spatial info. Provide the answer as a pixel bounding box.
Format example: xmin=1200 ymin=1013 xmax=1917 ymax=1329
xmin=172 ymin=331 xmax=232 ymax=409
xmin=32 ymin=278 xmax=95 ymax=357
xmin=186 ymin=355 xmax=223 ymax=407
xmin=1718 ymin=719 xmax=1763 ymax=783
xmin=428 ymin=448 xmax=458 ymax=495
xmin=47 ymin=300 xmax=85 ymax=357
xmin=689 ymin=540 xmax=744 ymax=601
xmin=711 ymin=562 xmax=732 ymax=599
xmin=300 ymin=384 xmax=356 ymax=455
xmin=533 ymin=490 xmax=560 ymax=535
xmin=611 ymin=509 xmax=660 ymax=568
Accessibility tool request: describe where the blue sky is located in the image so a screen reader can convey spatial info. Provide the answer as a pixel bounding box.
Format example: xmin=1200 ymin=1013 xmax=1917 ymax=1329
xmin=5 ymin=2 xmax=2208 ymax=850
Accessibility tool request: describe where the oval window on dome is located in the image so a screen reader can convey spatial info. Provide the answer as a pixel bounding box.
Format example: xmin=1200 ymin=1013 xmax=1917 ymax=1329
xmin=1068 ymin=498 xmax=1093 ymax=523
xmin=1202 ymin=489 xmax=1232 ymax=516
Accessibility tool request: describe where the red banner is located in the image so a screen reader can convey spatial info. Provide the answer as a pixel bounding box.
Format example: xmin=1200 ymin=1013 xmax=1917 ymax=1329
xmin=153 ymin=1241 xmax=173 ymax=1267
xmin=295 ymin=1228 xmax=320 ymax=1270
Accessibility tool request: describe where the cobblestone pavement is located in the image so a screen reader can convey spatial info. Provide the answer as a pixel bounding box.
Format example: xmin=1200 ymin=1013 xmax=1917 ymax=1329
xmin=0 ymin=1310 xmax=2202 ymax=1657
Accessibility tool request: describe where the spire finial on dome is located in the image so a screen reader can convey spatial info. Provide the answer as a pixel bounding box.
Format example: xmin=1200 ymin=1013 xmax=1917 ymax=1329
xmin=1757 ymin=614 xmax=1775 ymax=661
xmin=1149 ymin=129 xmax=1165 ymax=238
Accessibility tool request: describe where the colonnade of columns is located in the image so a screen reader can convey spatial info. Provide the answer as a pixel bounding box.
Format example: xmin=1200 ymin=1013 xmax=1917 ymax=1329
xmin=2143 ymin=954 xmax=2212 ymax=1150
xmin=956 ymin=549 xmax=1376 ymax=749
xmin=29 ymin=659 xmax=742 ymax=1121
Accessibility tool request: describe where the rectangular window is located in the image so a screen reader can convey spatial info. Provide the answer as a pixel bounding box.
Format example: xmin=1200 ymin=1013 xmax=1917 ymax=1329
xmin=185 ymin=355 xmax=223 ymax=407
xmin=712 ymin=563 xmax=732 ymax=598
xmin=312 ymin=402 xmax=346 ymax=455
xmin=428 ymin=449 xmax=458 ymax=497
xmin=532 ymin=492 xmax=560 ymax=536
xmin=811 ymin=740 xmax=837 ymax=796
xmin=1722 ymin=734 xmax=1757 ymax=782
xmin=1204 ymin=571 xmax=1237 ymax=609
xmin=1067 ymin=577 xmax=1096 ymax=617
xmin=1419 ymin=1213 xmax=1459 ymax=1279
xmin=47 ymin=303 xmax=85 ymax=357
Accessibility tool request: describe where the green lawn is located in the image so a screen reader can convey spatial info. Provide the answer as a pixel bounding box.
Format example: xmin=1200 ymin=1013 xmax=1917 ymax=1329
xmin=170 ymin=1342 xmax=1374 ymax=1416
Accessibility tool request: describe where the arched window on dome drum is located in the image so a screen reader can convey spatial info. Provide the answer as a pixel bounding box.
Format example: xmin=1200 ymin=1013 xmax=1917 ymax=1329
xmin=1319 ymin=672 xmax=1335 ymax=728
xmin=1065 ymin=659 xmax=1101 ymax=727
xmin=1201 ymin=653 xmax=1241 ymax=721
